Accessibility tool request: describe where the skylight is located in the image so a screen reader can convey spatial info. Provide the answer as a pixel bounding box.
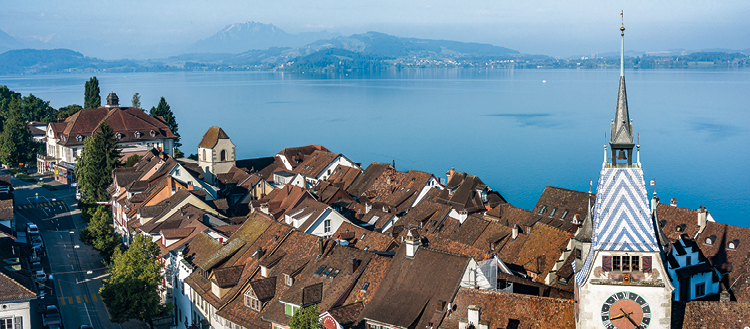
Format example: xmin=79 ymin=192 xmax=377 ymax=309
xmin=315 ymin=266 xmax=326 ymax=275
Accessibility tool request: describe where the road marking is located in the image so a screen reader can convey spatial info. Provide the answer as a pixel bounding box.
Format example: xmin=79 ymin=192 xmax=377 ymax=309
xmin=76 ymin=295 xmax=81 ymax=303
xmin=83 ymin=294 xmax=89 ymax=303
xmin=91 ymin=294 xmax=97 ymax=302
xmin=59 ymin=297 xmax=66 ymax=306
xmin=68 ymin=296 xmax=73 ymax=304
xmin=57 ymin=279 xmax=64 ymax=297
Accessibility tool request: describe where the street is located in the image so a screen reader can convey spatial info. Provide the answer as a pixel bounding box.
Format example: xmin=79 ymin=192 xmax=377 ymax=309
xmin=12 ymin=175 xmax=121 ymax=329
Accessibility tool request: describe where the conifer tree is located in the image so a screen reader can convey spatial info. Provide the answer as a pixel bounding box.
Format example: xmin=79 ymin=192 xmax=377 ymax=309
xmin=84 ymin=76 xmax=101 ymax=109
xmin=74 ymin=122 xmax=121 ymax=201
xmin=131 ymin=93 xmax=142 ymax=110
xmin=149 ymin=97 xmax=182 ymax=156
xmin=0 ymin=98 xmax=35 ymax=166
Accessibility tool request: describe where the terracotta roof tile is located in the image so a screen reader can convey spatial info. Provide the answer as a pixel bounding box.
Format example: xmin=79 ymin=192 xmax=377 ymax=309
xmin=440 ymin=288 xmax=575 ymax=329
xmin=214 ymin=265 xmax=245 ymax=288
xmin=198 ymin=126 xmax=230 ymax=148
xmin=681 ymin=301 xmax=750 ymax=328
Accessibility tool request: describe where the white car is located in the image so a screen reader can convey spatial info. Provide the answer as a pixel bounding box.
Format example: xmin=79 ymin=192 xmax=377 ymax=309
xmin=26 ymin=222 xmax=39 ymax=235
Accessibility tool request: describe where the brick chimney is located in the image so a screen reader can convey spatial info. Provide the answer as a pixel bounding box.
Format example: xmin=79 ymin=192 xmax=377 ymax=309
xmin=697 ymin=206 xmax=708 ymax=235
xmin=670 ymin=198 xmax=677 ymax=207
xmin=446 ymin=167 xmax=456 ymax=183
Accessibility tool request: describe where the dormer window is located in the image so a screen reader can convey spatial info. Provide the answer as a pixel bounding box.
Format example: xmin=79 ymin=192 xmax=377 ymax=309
xmin=116 ymin=133 xmax=123 ymax=140
xmin=705 ymin=235 xmax=716 ymax=245
xmin=728 ymin=240 xmax=739 ymax=250
xmin=135 ymin=131 xmax=141 ymax=138
xmin=284 ymin=273 xmax=293 ymax=286
xmin=676 ymin=224 xmax=686 ymax=232
xmin=76 ymin=135 xmax=83 ymax=142
xmin=260 ymin=266 xmax=268 ymax=277
xmin=150 ymin=130 xmax=156 ymax=137
xmin=244 ymin=290 xmax=260 ymax=311
xmin=538 ymin=206 xmax=547 ymax=215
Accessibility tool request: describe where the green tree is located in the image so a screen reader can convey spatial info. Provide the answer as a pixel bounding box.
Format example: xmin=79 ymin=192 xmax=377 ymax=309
xmin=55 ymin=104 xmax=82 ymax=121
xmin=131 ymin=93 xmax=142 ymax=110
xmin=0 ymin=99 xmax=36 ymax=166
xmin=0 ymin=86 xmax=22 ymax=130
xmin=124 ymin=154 xmax=142 ymax=167
xmin=149 ymin=97 xmax=181 ymax=155
xmin=21 ymin=94 xmax=56 ymax=123
xmin=75 ymin=122 xmax=121 ymax=201
xmin=84 ymin=76 xmax=101 ymax=109
xmin=100 ymin=234 xmax=172 ymax=325
xmin=80 ymin=206 xmax=121 ymax=262
xmin=289 ymin=304 xmax=322 ymax=329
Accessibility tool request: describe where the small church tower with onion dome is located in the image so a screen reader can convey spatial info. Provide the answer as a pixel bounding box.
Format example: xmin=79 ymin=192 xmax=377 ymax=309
xmin=573 ymin=13 xmax=674 ymax=329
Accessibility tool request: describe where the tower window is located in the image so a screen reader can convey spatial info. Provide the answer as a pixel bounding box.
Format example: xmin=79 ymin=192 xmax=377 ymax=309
xmin=220 ymin=150 xmax=227 ymax=161
xmin=609 ymin=255 xmax=641 ymax=273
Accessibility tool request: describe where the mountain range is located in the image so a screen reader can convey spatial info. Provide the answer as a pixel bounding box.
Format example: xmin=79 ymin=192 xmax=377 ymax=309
xmin=188 ymin=21 xmax=340 ymax=54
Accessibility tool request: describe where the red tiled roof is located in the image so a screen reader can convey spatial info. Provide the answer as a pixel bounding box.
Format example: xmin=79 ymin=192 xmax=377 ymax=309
xmin=440 ymin=288 xmax=575 ymax=329
xmin=198 ymin=126 xmax=230 ymax=148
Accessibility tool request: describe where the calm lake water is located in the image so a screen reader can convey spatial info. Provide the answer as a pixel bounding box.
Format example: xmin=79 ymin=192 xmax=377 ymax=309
xmin=2 ymin=68 xmax=748 ymax=226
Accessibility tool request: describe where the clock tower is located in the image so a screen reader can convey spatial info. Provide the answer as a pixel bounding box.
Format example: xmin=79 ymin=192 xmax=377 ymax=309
xmin=573 ymin=14 xmax=674 ymax=329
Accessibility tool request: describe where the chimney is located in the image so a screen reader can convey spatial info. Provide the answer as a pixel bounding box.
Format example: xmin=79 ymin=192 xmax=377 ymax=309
xmin=697 ymin=206 xmax=708 ymax=235
xmin=670 ymin=198 xmax=677 ymax=207
xmin=405 ymin=229 xmax=419 ymax=258
xmin=349 ymin=258 xmax=360 ymax=273
xmin=467 ymin=305 xmax=480 ymax=325
xmin=512 ymin=224 xmax=519 ymax=240
xmin=446 ymin=167 xmax=456 ymax=183
xmin=720 ymin=288 xmax=731 ymax=302
xmin=256 ymin=247 xmax=264 ymax=258
xmin=105 ymin=92 xmax=120 ymax=108
xmin=365 ymin=202 xmax=372 ymax=214
xmin=187 ymin=181 xmax=194 ymax=190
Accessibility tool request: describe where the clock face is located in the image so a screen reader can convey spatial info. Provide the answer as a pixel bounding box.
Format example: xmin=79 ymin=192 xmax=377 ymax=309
xmin=600 ymin=291 xmax=651 ymax=329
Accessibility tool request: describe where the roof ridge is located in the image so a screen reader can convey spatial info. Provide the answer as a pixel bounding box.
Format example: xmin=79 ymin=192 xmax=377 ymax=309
xmin=458 ymin=286 xmax=574 ymax=303
xmin=0 ymin=270 xmax=36 ymax=299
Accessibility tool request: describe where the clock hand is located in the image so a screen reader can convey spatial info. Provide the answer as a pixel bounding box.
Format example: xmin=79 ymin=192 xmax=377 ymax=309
xmin=620 ymin=308 xmax=639 ymax=327
xmin=611 ymin=310 xmax=633 ymax=321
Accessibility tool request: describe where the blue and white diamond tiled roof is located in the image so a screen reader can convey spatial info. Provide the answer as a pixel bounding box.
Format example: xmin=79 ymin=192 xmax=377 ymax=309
xmin=575 ymin=164 xmax=658 ymax=284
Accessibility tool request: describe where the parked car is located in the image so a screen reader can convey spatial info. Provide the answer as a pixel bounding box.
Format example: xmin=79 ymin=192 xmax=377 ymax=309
xmin=43 ymin=305 xmax=61 ymax=328
xmin=79 ymin=325 xmax=93 ymax=329
xmin=30 ymin=235 xmax=43 ymax=248
xmin=26 ymin=222 xmax=39 ymax=235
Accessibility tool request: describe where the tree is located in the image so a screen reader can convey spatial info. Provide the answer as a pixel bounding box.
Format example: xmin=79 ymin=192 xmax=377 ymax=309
xmin=131 ymin=93 xmax=142 ymax=110
xmin=84 ymin=76 xmax=101 ymax=109
xmin=75 ymin=122 xmax=121 ymax=202
xmin=290 ymin=304 xmax=322 ymax=329
xmin=0 ymin=85 xmax=21 ymax=130
xmin=21 ymin=94 xmax=56 ymax=123
xmin=149 ymin=97 xmax=181 ymax=155
xmin=80 ymin=206 xmax=121 ymax=262
xmin=100 ymin=234 xmax=172 ymax=325
xmin=0 ymin=98 xmax=36 ymax=166
xmin=55 ymin=104 xmax=82 ymax=121
xmin=124 ymin=154 xmax=142 ymax=167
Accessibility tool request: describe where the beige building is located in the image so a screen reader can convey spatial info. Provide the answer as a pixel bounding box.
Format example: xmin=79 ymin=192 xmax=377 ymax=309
xmin=197 ymin=126 xmax=236 ymax=185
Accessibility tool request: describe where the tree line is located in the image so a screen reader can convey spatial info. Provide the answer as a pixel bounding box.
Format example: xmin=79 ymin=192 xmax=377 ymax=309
xmin=0 ymin=76 xmax=183 ymax=167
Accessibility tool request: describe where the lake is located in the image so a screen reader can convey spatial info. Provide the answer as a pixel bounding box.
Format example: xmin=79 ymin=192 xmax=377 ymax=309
xmin=2 ymin=68 xmax=748 ymax=226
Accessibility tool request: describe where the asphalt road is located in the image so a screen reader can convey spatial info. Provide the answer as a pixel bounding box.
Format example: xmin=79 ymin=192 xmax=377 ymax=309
xmin=13 ymin=178 xmax=120 ymax=329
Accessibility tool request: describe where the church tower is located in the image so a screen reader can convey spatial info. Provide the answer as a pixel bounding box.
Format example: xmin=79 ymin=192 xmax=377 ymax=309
xmin=574 ymin=14 xmax=673 ymax=329
xmin=197 ymin=126 xmax=236 ymax=185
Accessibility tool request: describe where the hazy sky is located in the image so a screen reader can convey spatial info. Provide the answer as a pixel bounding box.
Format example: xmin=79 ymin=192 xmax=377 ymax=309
xmin=2 ymin=0 xmax=749 ymax=57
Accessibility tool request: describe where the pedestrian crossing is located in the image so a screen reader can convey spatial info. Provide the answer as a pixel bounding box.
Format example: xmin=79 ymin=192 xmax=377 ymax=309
xmin=59 ymin=293 xmax=100 ymax=305
xmin=17 ymin=201 xmax=66 ymax=209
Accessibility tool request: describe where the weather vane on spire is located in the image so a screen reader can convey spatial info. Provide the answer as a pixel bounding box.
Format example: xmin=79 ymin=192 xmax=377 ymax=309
xmin=619 ymin=10 xmax=625 ymax=77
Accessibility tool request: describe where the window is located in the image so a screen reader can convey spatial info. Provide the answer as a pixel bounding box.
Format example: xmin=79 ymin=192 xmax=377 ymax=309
xmin=202 ymin=150 xmax=206 ymax=161
xmin=135 ymin=131 xmax=141 ymax=138
xmin=549 ymin=208 xmax=557 ymax=217
xmin=361 ymin=282 xmax=370 ymax=292
xmin=695 ymin=282 xmax=706 ymax=297
xmin=685 ymin=256 xmax=691 ymax=266
xmin=116 ymin=133 xmax=123 ymax=139
xmin=575 ymin=248 xmax=582 ymax=260
xmin=77 ymin=135 xmax=83 ymax=142
xmin=610 ymin=255 xmax=641 ymax=273
xmin=538 ymin=206 xmax=546 ymax=215
xmin=284 ymin=273 xmax=293 ymax=286
xmin=150 ymin=130 xmax=156 ymax=137
xmin=244 ymin=290 xmax=260 ymax=311
xmin=285 ymin=304 xmax=299 ymax=316
xmin=324 ymin=219 xmax=331 ymax=233
xmin=315 ymin=266 xmax=326 ymax=275
xmin=220 ymin=150 xmax=227 ymax=161
xmin=561 ymin=210 xmax=569 ymax=220
xmin=0 ymin=318 xmax=12 ymax=329
xmin=728 ymin=240 xmax=739 ymax=250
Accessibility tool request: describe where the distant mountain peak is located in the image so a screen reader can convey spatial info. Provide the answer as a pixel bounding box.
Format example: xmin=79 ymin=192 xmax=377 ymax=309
xmin=191 ymin=21 xmax=339 ymax=54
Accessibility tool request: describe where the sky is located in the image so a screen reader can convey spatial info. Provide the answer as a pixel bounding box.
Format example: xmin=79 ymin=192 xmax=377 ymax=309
xmin=2 ymin=0 xmax=749 ymax=58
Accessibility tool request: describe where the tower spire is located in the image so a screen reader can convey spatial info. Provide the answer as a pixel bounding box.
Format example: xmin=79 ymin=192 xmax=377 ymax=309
xmin=620 ymin=11 xmax=625 ymax=77
xmin=610 ymin=11 xmax=635 ymax=167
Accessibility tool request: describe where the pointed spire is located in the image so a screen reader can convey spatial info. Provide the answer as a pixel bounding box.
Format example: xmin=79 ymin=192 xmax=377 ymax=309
xmin=610 ymin=11 xmax=635 ymax=167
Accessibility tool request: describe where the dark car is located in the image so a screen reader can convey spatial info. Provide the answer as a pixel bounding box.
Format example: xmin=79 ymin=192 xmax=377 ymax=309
xmin=79 ymin=325 xmax=93 ymax=329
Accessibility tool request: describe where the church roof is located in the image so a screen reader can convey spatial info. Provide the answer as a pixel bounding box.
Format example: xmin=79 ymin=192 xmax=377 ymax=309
xmin=198 ymin=126 xmax=230 ymax=148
